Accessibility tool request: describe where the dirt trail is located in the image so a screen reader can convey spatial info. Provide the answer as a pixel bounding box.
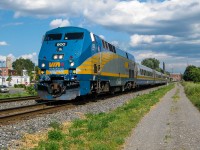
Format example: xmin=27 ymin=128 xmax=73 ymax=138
xmin=124 ymin=83 xmax=200 ymax=150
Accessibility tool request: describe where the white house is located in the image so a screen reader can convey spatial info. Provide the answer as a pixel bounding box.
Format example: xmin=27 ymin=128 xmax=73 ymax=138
xmin=0 ymin=76 xmax=30 ymax=87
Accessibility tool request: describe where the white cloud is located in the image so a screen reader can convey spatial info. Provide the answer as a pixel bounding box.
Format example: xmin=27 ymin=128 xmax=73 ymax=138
xmin=130 ymin=50 xmax=191 ymax=73
xmin=19 ymin=52 xmax=37 ymax=64
xmin=50 ymin=19 xmax=70 ymax=28
xmin=20 ymin=52 xmax=36 ymax=59
xmin=131 ymin=50 xmax=171 ymax=62
xmin=130 ymin=35 xmax=154 ymax=46
xmin=0 ymin=53 xmax=37 ymax=65
xmin=99 ymin=35 xmax=105 ymax=39
xmin=130 ymin=34 xmax=178 ymax=47
xmin=0 ymin=41 xmax=8 ymax=46
xmin=0 ymin=55 xmax=6 ymax=62
xmin=0 ymin=0 xmax=200 ymax=37
xmin=111 ymin=41 xmax=119 ymax=47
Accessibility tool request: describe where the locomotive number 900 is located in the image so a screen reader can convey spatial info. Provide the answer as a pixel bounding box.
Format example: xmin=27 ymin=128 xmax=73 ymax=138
xmin=56 ymin=42 xmax=67 ymax=47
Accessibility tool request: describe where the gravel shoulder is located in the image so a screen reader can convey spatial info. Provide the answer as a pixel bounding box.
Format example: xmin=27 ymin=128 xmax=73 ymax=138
xmin=124 ymin=83 xmax=200 ymax=150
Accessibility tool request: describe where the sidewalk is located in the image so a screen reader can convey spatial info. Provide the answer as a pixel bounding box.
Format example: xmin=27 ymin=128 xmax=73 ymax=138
xmin=123 ymin=83 xmax=200 ymax=150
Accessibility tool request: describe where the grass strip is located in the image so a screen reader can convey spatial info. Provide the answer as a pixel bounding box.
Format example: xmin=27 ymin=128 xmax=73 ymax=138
xmin=182 ymin=82 xmax=200 ymax=111
xmin=34 ymin=84 xmax=174 ymax=150
xmin=0 ymin=92 xmax=32 ymax=99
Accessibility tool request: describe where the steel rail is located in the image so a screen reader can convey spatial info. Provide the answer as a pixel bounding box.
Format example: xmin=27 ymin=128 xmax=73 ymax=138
xmin=0 ymin=96 xmax=40 ymax=104
xmin=0 ymin=102 xmax=49 ymax=116
xmin=0 ymin=102 xmax=72 ymax=125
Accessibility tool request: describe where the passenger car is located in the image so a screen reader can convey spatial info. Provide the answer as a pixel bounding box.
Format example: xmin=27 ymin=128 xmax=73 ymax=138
xmin=0 ymin=85 xmax=9 ymax=93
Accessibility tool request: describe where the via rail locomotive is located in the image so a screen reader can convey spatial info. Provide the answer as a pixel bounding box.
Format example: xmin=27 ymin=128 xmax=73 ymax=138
xmin=37 ymin=26 xmax=168 ymax=100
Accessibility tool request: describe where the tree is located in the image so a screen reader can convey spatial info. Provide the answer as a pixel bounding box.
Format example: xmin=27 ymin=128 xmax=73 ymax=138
xmin=141 ymin=58 xmax=160 ymax=70
xmin=30 ymin=66 xmax=40 ymax=82
xmin=183 ymin=65 xmax=200 ymax=82
xmin=12 ymin=58 xmax=35 ymax=76
xmin=6 ymin=75 xmax=12 ymax=85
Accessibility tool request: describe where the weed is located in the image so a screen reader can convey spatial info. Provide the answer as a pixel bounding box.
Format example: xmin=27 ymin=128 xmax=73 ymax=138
xmin=164 ymin=134 xmax=171 ymax=143
xmin=69 ymin=129 xmax=84 ymax=138
xmin=72 ymin=119 xmax=86 ymax=128
xmin=45 ymin=141 xmax=60 ymax=150
xmin=48 ymin=130 xmax=64 ymax=141
xmin=91 ymin=143 xmax=110 ymax=150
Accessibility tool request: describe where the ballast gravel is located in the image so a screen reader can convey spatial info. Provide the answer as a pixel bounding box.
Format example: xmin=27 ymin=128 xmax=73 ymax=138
xmin=0 ymin=86 xmax=164 ymax=149
xmin=0 ymin=100 xmax=37 ymax=110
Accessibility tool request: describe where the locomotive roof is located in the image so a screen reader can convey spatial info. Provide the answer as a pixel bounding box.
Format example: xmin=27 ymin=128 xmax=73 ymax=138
xmin=45 ymin=26 xmax=135 ymax=62
xmin=46 ymin=26 xmax=89 ymax=33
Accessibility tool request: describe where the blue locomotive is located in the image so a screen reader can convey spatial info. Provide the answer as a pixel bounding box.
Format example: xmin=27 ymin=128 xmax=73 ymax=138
xmin=37 ymin=26 xmax=168 ymax=100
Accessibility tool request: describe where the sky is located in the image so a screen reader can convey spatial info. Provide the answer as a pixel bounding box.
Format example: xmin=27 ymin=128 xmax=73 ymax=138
xmin=0 ymin=0 xmax=200 ymax=73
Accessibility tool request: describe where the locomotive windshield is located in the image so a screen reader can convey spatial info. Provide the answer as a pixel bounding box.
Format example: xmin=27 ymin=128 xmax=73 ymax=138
xmin=44 ymin=34 xmax=62 ymax=41
xmin=64 ymin=32 xmax=84 ymax=40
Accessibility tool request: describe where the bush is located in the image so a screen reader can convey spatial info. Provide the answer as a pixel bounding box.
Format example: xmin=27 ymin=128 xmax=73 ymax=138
xmin=26 ymin=85 xmax=37 ymax=95
xmin=183 ymin=65 xmax=200 ymax=82
xmin=14 ymin=84 xmax=26 ymax=88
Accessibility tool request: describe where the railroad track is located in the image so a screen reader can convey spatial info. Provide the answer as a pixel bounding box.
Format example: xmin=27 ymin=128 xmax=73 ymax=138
xmin=0 ymin=101 xmax=74 ymax=125
xmin=0 ymin=96 xmax=40 ymax=104
xmin=0 ymin=85 xmax=165 ymax=126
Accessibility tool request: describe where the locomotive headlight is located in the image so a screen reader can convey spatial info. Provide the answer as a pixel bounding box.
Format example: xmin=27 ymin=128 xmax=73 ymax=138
xmin=41 ymin=63 xmax=45 ymax=68
xmin=57 ymin=47 xmax=63 ymax=51
xmin=53 ymin=55 xmax=58 ymax=59
xmin=59 ymin=54 xmax=64 ymax=59
xmin=70 ymin=62 xmax=75 ymax=66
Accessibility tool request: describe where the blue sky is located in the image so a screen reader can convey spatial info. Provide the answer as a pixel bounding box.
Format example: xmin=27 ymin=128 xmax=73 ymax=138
xmin=0 ymin=0 xmax=200 ymax=73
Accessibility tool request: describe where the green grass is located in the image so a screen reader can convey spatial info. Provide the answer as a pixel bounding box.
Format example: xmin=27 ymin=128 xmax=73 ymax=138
xmin=182 ymin=82 xmax=200 ymax=111
xmin=0 ymin=92 xmax=32 ymax=99
xmin=34 ymin=84 xmax=174 ymax=150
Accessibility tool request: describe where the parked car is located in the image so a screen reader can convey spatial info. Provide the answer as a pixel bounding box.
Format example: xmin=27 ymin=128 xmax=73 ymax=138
xmin=0 ymin=85 xmax=9 ymax=93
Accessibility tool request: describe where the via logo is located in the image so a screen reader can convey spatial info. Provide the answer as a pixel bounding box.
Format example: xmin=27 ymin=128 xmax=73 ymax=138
xmin=49 ymin=62 xmax=60 ymax=67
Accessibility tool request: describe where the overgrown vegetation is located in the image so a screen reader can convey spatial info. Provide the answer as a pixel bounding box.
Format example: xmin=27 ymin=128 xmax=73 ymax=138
xmin=14 ymin=84 xmax=37 ymax=96
xmin=0 ymin=91 xmax=31 ymax=99
xmin=182 ymin=82 xmax=200 ymax=111
xmin=0 ymin=85 xmax=37 ymax=99
xmin=25 ymin=85 xmax=37 ymax=95
xmin=33 ymin=84 xmax=174 ymax=150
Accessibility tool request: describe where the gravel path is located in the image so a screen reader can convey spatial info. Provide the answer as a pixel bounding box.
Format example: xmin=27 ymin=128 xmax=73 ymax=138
xmin=124 ymin=83 xmax=200 ymax=150
xmin=0 ymin=86 xmax=164 ymax=149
